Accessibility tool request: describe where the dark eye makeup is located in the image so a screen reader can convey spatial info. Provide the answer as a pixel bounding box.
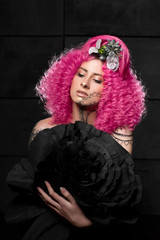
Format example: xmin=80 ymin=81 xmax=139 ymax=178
xmin=77 ymin=73 xmax=84 ymax=77
xmin=94 ymin=79 xmax=102 ymax=84
xmin=77 ymin=70 xmax=103 ymax=84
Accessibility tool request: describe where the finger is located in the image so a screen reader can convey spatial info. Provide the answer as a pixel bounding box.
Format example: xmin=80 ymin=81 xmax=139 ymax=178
xmin=44 ymin=181 xmax=73 ymax=203
xmin=37 ymin=187 xmax=61 ymax=209
xmin=44 ymin=181 xmax=55 ymax=196
xmin=38 ymin=192 xmax=64 ymax=217
xmin=60 ymin=187 xmax=76 ymax=204
xmin=38 ymin=191 xmax=47 ymax=203
xmin=38 ymin=192 xmax=54 ymax=208
xmin=42 ymin=183 xmax=69 ymax=206
xmin=47 ymin=204 xmax=64 ymax=217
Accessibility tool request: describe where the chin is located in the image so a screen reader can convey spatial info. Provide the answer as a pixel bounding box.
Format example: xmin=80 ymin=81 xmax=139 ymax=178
xmin=78 ymin=100 xmax=99 ymax=109
xmin=71 ymin=94 xmax=99 ymax=108
xmin=71 ymin=95 xmax=87 ymax=103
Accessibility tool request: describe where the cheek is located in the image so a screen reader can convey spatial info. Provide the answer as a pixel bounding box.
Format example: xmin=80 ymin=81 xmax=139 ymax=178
xmin=70 ymin=78 xmax=77 ymax=96
xmin=92 ymin=84 xmax=104 ymax=95
xmin=71 ymin=76 xmax=78 ymax=88
xmin=99 ymin=85 xmax=104 ymax=94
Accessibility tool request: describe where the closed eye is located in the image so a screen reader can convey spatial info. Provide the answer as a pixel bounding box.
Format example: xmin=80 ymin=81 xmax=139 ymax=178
xmin=77 ymin=73 xmax=85 ymax=77
xmin=94 ymin=79 xmax=102 ymax=84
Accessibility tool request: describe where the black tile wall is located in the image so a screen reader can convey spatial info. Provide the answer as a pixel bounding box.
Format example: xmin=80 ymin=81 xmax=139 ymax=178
xmin=121 ymin=37 xmax=160 ymax=99
xmin=0 ymin=37 xmax=63 ymax=98
xmin=65 ymin=0 xmax=160 ymax=36
xmin=0 ymin=1 xmax=160 ymax=238
xmin=0 ymin=99 xmax=48 ymax=156
xmin=0 ymin=0 xmax=64 ymax=35
xmin=132 ymin=100 xmax=160 ymax=160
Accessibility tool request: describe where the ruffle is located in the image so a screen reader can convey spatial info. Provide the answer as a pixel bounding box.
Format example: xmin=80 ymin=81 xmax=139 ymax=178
xmin=5 ymin=121 xmax=142 ymax=239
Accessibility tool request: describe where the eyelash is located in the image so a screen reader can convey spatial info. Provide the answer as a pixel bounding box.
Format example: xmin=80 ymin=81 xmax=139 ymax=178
xmin=94 ymin=79 xmax=102 ymax=84
xmin=77 ymin=73 xmax=102 ymax=84
xmin=77 ymin=73 xmax=84 ymax=77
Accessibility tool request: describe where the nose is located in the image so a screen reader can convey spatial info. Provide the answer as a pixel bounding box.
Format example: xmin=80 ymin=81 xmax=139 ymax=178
xmin=81 ymin=79 xmax=90 ymax=89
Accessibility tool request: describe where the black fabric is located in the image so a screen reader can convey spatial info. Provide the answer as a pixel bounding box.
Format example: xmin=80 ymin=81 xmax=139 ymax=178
xmin=5 ymin=121 xmax=142 ymax=240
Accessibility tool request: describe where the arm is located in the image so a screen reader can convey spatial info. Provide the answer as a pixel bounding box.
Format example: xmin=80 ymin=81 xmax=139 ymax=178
xmin=28 ymin=118 xmax=56 ymax=145
xmin=111 ymin=127 xmax=133 ymax=155
xmin=30 ymin=119 xmax=93 ymax=227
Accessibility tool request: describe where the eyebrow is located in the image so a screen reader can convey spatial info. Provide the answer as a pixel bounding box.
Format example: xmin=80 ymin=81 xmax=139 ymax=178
xmin=79 ymin=67 xmax=103 ymax=77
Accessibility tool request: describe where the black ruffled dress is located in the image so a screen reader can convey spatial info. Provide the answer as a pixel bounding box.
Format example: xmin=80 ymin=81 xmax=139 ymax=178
xmin=5 ymin=121 xmax=142 ymax=240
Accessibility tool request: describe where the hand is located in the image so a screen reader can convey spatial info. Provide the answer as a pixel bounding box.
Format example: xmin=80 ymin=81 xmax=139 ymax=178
xmin=37 ymin=181 xmax=93 ymax=228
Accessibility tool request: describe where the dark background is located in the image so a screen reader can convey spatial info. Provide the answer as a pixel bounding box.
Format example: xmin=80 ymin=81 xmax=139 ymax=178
xmin=0 ymin=0 xmax=160 ymax=239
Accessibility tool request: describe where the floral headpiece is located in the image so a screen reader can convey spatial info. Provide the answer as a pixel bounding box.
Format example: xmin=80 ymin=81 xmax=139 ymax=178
xmin=89 ymin=39 xmax=123 ymax=71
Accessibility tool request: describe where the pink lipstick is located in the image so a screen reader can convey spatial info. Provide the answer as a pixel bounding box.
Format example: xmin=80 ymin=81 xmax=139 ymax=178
xmin=76 ymin=91 xmax=88 ymax=98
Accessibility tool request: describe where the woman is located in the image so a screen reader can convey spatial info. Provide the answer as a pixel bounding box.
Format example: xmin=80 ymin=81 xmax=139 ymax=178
xmin=6 ymin=35 xmax=146 ymax=239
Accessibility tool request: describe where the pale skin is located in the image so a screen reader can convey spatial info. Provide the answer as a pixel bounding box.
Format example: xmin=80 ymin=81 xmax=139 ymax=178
xmin=30 ymin=59 xmax=133 ymax=228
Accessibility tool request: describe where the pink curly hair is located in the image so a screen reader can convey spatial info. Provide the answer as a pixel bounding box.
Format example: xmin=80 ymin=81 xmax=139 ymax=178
xmin=36 ymin=35 xmax=146 ymax=133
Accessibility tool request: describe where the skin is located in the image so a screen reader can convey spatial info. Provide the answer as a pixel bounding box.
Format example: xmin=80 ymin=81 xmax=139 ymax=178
xmin=30 ymin=59 xmax=133 ymax=228
xmin=70 ymin=59 xmax=104 ymax=125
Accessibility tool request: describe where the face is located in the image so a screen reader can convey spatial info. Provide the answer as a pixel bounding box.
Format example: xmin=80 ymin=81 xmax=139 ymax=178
xmin=70 ymin=59 xmax=104 ymax=108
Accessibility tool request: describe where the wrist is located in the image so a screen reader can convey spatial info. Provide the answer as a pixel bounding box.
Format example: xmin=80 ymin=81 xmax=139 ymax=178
xmin=77 ymin=216 xmax=93 ymax=228
xmin=84 ymin=218 xmax=93 ymax=227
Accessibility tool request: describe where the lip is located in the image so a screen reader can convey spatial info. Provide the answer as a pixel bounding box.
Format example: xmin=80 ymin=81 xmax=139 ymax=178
xmin=76 ymin=90 xmax=88 ymax=97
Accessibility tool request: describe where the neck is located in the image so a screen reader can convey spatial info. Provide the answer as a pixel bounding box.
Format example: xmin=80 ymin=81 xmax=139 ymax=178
xmin=71 ymin=102 xmax=97 ymax=125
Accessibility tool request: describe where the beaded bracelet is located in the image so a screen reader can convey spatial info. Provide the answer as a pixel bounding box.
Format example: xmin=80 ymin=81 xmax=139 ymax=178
xmin=111 ymin=134 xmax=133 ymax=146
xmin=113 ymin=131 xmax=133 ymax=137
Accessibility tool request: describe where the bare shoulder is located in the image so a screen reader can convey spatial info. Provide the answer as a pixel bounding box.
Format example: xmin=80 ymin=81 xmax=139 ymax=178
xmin=111 ymin=126 xmax=133 ymax=155
xmin=28 ymin=117 xmax=58 ymax=145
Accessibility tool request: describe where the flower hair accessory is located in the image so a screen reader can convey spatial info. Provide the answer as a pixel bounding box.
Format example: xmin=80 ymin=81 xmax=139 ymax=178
xmin=89 ymin=39 xmax=123 ymax=71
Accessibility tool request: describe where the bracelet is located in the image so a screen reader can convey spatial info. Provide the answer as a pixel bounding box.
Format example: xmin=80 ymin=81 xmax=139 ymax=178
xmin=112 ymin=134 xmax=133 ymax=146
xmin=113 ymin=131 xmax=133 ymax=137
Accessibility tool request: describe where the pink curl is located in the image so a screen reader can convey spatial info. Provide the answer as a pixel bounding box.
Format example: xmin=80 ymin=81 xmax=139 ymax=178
xmin=36 ymin=35 xmax=147 ymax=133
